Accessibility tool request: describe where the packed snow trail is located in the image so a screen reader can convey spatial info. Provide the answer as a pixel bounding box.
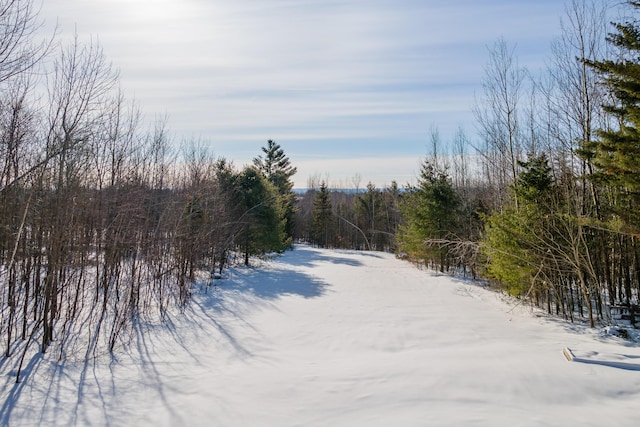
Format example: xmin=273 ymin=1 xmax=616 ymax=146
xmin=2 ymin=245 xmax=640 ymax=426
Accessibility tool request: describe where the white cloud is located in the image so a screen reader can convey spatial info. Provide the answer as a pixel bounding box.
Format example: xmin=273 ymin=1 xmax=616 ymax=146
xmin=40 ymin=0 xmax=568 ymax=185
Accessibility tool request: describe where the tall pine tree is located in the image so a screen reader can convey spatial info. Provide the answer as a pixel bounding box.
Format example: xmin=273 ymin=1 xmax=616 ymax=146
xmin=585 ymin=1 xmax=640 ymax=230
xmin=482 ymin=154 xmax=555 ymax=297
xmin=236 ymin=166 xmax=286 ymax=265
xmin=397 ymin=160 xmax=460 ymax=271
xmin=310 ymin=182 xmax=334 ymax=248
xmin=253 ymin=139 xmax=297 ymax=245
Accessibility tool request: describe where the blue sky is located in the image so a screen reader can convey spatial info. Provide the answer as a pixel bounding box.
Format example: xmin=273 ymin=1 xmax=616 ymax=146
xmin=41 ymin=0 xmax=572 ymax=187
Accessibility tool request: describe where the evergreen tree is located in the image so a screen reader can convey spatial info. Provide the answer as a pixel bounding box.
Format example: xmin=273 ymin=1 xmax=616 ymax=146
xmin=584 ymin=1 xmax=640 ymax=229
xmin=482 ymin=149 xmax=602 ymax=324
xmin=514 ymin=154 xmax=554 ymax=205
xmin=253 ymin=139 xmax=298 ymax=244
xmin=483 ymin=208 xmax=537 ymax=296
xmin=382 ymin=181 xmax=402 ymax=243
xmin=356 ymin=183 xmax=380 ymax=248
xmin=482 ymin=154 xmax=558 ymax=297
xmin=310 ymin=181 xmax=333 ymax=247
xmin=236 ymin=166 xmax=286 ymax=265
xmin=397 ymin=160 xmax=460 ymax=271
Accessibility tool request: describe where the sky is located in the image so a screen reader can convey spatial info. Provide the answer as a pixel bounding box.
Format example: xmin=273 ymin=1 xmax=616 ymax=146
xmin=39 ymin=0 xmax=572 ymax=188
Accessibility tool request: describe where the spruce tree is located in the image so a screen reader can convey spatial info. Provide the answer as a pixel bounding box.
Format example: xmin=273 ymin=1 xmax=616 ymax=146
xmin=483 ymin=154 xmax=555 ymax=296
xmin=397 ymin=160 xmax=460 ymax=271
xmin=357 ymin=183 xmax=384 ymax=250
xmin=253 ymin=139 xmax=297 ymax=244
xmin=310 ymin=182 xmax=333 ymax=247
xmin=236 ymin=166 xmax=286 ymax=265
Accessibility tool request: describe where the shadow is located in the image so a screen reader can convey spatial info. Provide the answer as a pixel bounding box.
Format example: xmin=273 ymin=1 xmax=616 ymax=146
xmin=186 ymin=298 xmax=254 ymax=360
xmin=71 ymin=358 xmax=91 ymax=426
xmin=314 ymin=254 xmax=364 ymax=267
xmin=131 ymin=322 xmax=183 ymax=426
xmin=532 ymin=312 xmax=640 ymax=348
xmin=159 ymin=316 xmax=207 ymax=366
xmin=344 ymin=250 xmax=387 ymax=259
xmin=0 ymin=353 xmax=44 ymax=427
xmin=210 ymin=247 xmax=331 ymax=302
xmin=278 ymin=245 xmax=365 ymax=268
xmin=91 ymin=358 xmax=112 ymax=427
xmin=0 ymin=245 xmax=333 ymax=426
xmin=228 ymin=268 xmax=330 ymax=300
xmin=568 ymin=349 xmax=640 ymax=371
xmin=181 ymin=245 xmax=332 ymax=359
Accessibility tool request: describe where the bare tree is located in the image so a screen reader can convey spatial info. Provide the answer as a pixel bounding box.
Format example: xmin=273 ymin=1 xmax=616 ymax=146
xmin=0 ymin=0 xmax=52 ymax=83
xmin=543 ymin=0 xmax=611 ymax=319
xmin=40 ymin=35 xmax=118 ymax=353
xmin=474 ymin=38 xmax=528 ymax=210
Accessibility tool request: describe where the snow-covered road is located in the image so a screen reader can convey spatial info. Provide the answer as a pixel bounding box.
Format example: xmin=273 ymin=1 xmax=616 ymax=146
xmin=2 ymin=245 xmax=640 ymax=426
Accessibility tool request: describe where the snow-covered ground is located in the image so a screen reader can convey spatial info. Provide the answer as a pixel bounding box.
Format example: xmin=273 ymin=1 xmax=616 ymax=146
xmin=2 ymin=245 xmax=640 ymax=426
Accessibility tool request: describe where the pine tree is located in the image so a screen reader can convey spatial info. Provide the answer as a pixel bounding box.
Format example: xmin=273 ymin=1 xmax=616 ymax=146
xmin=357 ymin=183 xmax=383 ymax=249
xmin=584 ymin=1 xmax=640 ymax=229
xmin=397 ymin=160 xmax=460 ymax=271
xmin=236 ymin=166 xmax=286 ymax=265
xmin=253 ymin=139 xmax=297 ymax=244
xmin=310 ymin=182 xmax=333 ymax=247
xmin=483 ymin=154 xmax=554 ymax=296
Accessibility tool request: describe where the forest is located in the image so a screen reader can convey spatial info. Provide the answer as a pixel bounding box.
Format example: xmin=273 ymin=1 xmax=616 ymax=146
xmin=1 ymin=0 xmax=640 ymax=379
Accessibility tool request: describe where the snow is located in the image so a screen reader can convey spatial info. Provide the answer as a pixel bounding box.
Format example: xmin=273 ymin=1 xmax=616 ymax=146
xmin=2 ymin=245 xmax=640 ymax=426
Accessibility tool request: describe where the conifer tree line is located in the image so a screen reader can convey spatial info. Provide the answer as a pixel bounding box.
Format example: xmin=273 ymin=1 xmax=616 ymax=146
xmin=0 ymin=0 xmax=296 ymax=374
xmin=296 ymin=179 xmax=401 ymax=251
xmin=396 ymin=0 xmax=640 ymax=328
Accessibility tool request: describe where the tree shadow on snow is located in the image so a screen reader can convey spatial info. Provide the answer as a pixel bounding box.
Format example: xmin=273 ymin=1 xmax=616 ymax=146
xmin=210 ymin=246 xmax=333 ymax=301
xmin=277 ymin=245 xmax=365 ymax=269
xmin=526 ymin=310 xmax=640 ymax=349
xmin=0 ymin=246 xmax=337 ymax=427
xmin=0 ymin=352 xmax=91 ymax=427
xmin=343 ymin=250 xmax=386 ymax=259
xmin=183 ymin=296 xmax=256 ymax=360
xmin=567 ymin=348 xmax=640 ymax=371
xmin=228 ymin=267 xmax=330 ymax=300
xmin=181 ymin=248 xmax=332 ymax=359
xmin=0 ymin=353 xmax=44 ymax=427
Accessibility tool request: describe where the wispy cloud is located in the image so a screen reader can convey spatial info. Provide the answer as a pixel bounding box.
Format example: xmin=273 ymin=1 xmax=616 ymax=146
xmin=41 ymin=0 xmax=568 ymax=185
